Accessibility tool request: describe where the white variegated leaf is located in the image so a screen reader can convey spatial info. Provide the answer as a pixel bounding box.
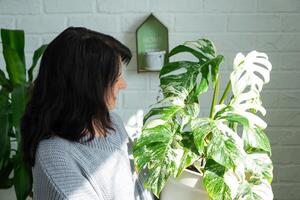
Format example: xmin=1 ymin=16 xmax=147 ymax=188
xmin=226 ymin=51 xmax=271 ymax=131
xmin=213 ymin=104 xmax=227 ymax=116
xmin=235 ymin=179 xmax=273 ymax=200
xmin=233 ymin=53 xmax=245 ymax=70
xmin=251 ymin=179 xmax=273 ymax=200
xmin=230 ymin=50 xmax=272 ymax=102
xmin=239 ymin=111 xmax=267 ymax=129
xmin=215 ymin=120 xmax=245 ymax=151
xmin=245 ymin=153 xmax=273 ymax=183
xmin=144 ymin=119 xmax=166 ymax=129
xmin=224 ymin=169 xmax=240 ymax=198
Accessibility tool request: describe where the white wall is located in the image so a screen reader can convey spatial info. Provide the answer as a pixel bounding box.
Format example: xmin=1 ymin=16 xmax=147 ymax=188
xmin=1 ymin=0 xmax=300 ymax=199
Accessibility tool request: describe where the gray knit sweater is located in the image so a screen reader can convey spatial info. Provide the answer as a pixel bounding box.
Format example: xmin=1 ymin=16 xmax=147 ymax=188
xmin=32 ymin=111 xmax=154 ymax=200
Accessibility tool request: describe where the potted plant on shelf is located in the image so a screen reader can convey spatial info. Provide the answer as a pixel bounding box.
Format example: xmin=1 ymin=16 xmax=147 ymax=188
xmin=0 ymin=28 xmax=47 ymax=200
xmin=133 ymin=39 xmax=273 ymax=200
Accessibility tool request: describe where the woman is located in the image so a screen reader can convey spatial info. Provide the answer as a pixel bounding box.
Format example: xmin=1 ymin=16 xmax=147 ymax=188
xmin=21 ymin=27 xmax=154 ymax=200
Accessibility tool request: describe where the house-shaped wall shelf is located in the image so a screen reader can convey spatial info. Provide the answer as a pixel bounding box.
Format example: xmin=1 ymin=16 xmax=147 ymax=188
xmin=136 ymin=13 xmax=169 ymax=73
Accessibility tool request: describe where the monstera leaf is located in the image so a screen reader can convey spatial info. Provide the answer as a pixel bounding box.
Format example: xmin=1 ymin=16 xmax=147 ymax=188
xmin=133 ymin=123 xmax=198 ymax=196
xmin=160 ymin=39 xmax=223 ymax=101
xmin=231 ymin=51 xmax=272 ymax=96
xmin=235 ymin=180 xmax=273 ymax=200
xmin=205 ymin=51 xmax=273 ymax=199
xmin=133 ymin=39 xmax=273 ymax=200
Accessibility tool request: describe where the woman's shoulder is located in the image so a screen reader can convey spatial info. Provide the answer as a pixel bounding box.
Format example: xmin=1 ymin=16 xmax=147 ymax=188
xmin=35 ymin=136 xmax=72 ymax=161
xmin=109 ymin=111 xmax=122 ymax=125
xmin=109 ymin=111 xmax=130 ymax=140
xmin=38 ymin=135 xmax=70 ymax=149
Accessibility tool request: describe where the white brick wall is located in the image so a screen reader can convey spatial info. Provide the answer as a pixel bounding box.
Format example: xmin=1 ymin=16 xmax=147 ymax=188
xmin=0 ymin=0 xmax=300 ymax=199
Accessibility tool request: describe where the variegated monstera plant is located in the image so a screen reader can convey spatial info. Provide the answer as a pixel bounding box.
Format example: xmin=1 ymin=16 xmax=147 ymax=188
xmin=133 ymin=39 xmax=273 ymax=199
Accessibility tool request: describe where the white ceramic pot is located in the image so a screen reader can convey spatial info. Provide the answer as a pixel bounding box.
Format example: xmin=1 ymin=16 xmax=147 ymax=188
xmin=144 ymin=51 xmax=166 ymax=70
xmin=160 ymin=169 xmax=209 ymax=200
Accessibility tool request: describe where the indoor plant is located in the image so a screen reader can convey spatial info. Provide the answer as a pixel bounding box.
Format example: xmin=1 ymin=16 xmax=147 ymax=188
xmin=0 ymin=28 xmax=46 ymax=200
xmin=133 ymin=39 xmax=273 ymax=199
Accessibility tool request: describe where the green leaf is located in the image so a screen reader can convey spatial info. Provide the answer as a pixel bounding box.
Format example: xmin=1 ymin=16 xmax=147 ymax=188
xmin=214 ymin=105 xmax=251 ymax=129
xmin=134 ymin=125 xmax=174 ymax=171
xmin=184 ymin=102 xmax=199 ymax=119
xmin=0 ymin=69 xmax=12 ymax=91
xmin=179 ymin=131 xmax=198 ymax=155
xmin=167 ymin=44 xmax=208 ymax=61
xmin=213 ymin=105 xmax=233 ymax=119
xmin=175 ymin=148 xmax=197 ymax=177
xmin=2 ymin=46 xmax=26 ymax=86
xmin=0 ymin=88 xmax=10 ymax=161
xmin=155 ymin=86 xmax=189 ymax=111
xmin=184 ymin=39 xmax=217 ymax=58
xmin=159 ymin=39 xmax=224 ymax=106
xmin=143 ymin=105 xmax=182 ymax=125
xmin=159 ymin=61 xmax=198 ymax=78
xmin=1 ymin=29 xmax=25 ymax=64
xmin=191 ymin=118 xmax=213 ymax=154
xmin=11 ymin=86 xmax=28 ymax=145
xmin=143 ymin=161 xmax=174 ymax=197
xmin=133 ymin=126 xmax=176 ymax=196
xmin=203 ymin=159 xmax=231 ymax=200
xmin=0 ymin=158 xmax=14 ymax=189
xmin=0 ymin=178 xmax=13 ymax=189
xmin=218 ymin=113 xmax=249 ymax=128
xmin=160 ymin=61 xmax=201 ymax=93
xmin=193 ymin=65 xmax=210 ymax=97
xmin=194 ymin=55 xmax=224 ymax=99
xmin=0 ymin=87 xmax=10 ymax=114
xmin=0 ymin=107 xmax=10 ymax=159
xmin=1 ymin=29 xmax=26 ymax=86
xmin=134 ymin=123 xmax=187 ymax=197
xmin=13 ymin=152 xmax=32 ymax=200
xmin=207 ymin=132 xmax=243 ymax=169
xmin=28 ymin=44 xmax=47 ymax=82
xmin=133 ymin=38 xmax=274 ymax=199
xmin=210 ymin=55 xmax=223 ymax=88
xmin=243 ymin=127 xmax=271 ymax=156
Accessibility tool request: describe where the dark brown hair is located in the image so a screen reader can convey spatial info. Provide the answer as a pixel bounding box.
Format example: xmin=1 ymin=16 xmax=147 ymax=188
xmin=20 ymin=27 xmax=132 ymax=167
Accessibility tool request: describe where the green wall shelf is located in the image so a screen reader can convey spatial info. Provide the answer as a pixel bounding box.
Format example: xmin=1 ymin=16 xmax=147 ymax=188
xmin=136 ymin=13 xmax=169 ymax=73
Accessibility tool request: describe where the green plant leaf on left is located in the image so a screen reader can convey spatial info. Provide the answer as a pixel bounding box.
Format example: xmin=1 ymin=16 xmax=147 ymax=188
xmin=0 ymin=87 xmax=10 ymax=162
xmin=28 ymin=44 xmax=47 ymax=82
xmin=2 ymin=46 xmax=26 ymax=86
xmin=13 ymin=152 xmax=32 ymax=200
xmin=0 ymin=69 xmax=12 ymax=91
xmin=11 ymin=85 xmax=27 ymax=146
xmin=1 ymin=29 xmax=26 ymax=86
xmin=1 ymin=29 xmax=25 ymax=64
xmin=0 ymin=158 xmax=13 ymax=189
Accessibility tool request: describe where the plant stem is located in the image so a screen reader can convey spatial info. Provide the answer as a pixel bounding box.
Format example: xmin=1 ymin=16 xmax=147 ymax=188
xmin=219 ymin=80 xmax=231 ymax=104
xmin=209 ymin=79 xmax=219 ymax=119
